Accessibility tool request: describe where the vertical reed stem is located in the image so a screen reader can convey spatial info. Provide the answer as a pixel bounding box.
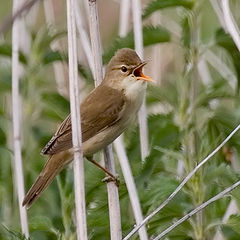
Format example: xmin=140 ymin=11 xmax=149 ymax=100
xmin=88 ymin=1 xmax=122 ymax=239
xmin=131 ymin=0 xmax=149 ymax=161
xmin=11 ymin=0 xmax=29 ymax=237
xmin=66 ymin=0 xmax=87 ymax=239
xmin=117 ymin=1 xmax=148 ymax=239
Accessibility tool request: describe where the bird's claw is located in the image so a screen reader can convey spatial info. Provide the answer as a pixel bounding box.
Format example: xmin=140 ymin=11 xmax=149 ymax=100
xmin=102 ymin=174 xmax=120 ymax=187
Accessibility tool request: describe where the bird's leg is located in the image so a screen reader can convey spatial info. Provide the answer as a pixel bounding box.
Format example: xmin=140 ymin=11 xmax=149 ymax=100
xmin=86 ymin=156 xmax=119 ymax=186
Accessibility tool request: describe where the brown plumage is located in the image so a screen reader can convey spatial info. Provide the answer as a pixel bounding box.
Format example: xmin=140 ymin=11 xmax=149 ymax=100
xmin=41 ymin=85 xmax=126 ymax=155
xmin=22 ymin=48 xmax=152 ymax=208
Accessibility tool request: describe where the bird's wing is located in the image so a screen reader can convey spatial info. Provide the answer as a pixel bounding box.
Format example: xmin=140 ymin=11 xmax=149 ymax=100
xmin=41 ymin=85 xmax=126 ymax=155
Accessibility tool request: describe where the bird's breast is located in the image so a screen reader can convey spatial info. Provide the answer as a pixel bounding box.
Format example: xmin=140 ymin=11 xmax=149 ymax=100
xmin=123 ymin=78 xmax=147 ymax=101
xmin=82 ymin=81 xmax=146 ymax=157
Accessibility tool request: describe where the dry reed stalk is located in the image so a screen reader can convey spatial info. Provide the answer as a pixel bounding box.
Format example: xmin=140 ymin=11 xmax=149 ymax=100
xmin=66 ymin=0 xmax=87 ymax=239
xmin=115 ymin=1 xmax=148 ymax=239
xmin=88 ymin=0 xmax=122 ymax=239
xmin=114 ymin=136 xmax=148 ymax=240
xmin=222 ymin=0 xmax=240 ymax=52
xmin=11 ymin=0 xmax=29 ymax=237
xmin=131 ymin=0 xmax=149 ymax=161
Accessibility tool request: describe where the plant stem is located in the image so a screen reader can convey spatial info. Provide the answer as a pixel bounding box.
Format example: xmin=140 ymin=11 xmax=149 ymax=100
xmin=131 ymin=0 xmax=149 ymax=162
xmin=11 ymin=0 xmax=29 ymax=237
xmin=153 ymin=179 xmax=240 ymax=240
xmin=88 ymin=1 xmax=122 ymax=239
xmin=66 ymin=0 xmax=87 ymax=238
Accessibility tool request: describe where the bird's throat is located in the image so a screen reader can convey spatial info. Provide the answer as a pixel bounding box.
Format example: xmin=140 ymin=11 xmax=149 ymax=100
xmin=122 ymin=76 xmax=147 ymax=101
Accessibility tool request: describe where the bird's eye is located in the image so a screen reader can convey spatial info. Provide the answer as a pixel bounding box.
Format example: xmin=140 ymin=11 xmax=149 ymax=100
xmin=121 ymin=66 xmax=128 ymax=73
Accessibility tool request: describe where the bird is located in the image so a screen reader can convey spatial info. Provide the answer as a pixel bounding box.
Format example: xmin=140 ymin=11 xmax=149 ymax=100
xmin=22 ymin=48 xmax=152 ymax=208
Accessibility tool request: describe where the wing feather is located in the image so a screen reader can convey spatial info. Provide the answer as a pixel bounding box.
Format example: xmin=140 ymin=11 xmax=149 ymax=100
xmin=42 ymin=85 xmax=126 ymax=155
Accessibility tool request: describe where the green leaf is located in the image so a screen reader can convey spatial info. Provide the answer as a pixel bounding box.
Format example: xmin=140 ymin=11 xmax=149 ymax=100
xmin=41 ymin=92 xmax=70 ymax=120
xmin=31 ymin=27 xmax=66 ymax=54
xmin=226 ymin=214 xmax=240 ymax=235
xmin=222 ymin=225 xmax=240 ymax=240
xmin=195 ymin=78 xmax=236 ymax=108
xmin=0 ymin=127 xmax=6 ymax=145
xmin=42 ymin=50 xmax=65 ymax=65
xmin=31 ymin=126 xmax=53 ymax=149
xmin=181 ymin=16 xmax=191 ymax=48
xmin=0 ymin=69 xmax=11 ymax=92
xmin=215 ymin=28 xmax=240 ymax=92
xmin=204 ymin=163 xmax=237 ymax=188
xmin=29 ymin=216 xmax=54 ymax=231
xmin=1 ymin=225 xmax=30 ymax=240
xmin=0 ymin=43 xmax=27 ymax=64
xmin=147 ymin=83 xmax=178 ymax=108
xmin=143 ymin=0 xmax=195 ymax=19
xmin=103 ymin=26 xmax=170 ymax=64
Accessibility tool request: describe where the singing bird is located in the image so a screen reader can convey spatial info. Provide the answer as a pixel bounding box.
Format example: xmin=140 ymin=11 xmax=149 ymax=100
xmin=23 ymin=48 xmax=152 ymax=208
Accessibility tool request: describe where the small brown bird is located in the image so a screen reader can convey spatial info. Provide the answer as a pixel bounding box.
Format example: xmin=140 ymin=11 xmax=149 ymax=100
xmin=22 ymin=48 xmax=152 ymax=208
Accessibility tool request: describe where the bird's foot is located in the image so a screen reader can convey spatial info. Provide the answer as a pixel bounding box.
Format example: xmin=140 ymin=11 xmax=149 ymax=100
xmin=102 ymin=174 xmax=120 ymax=187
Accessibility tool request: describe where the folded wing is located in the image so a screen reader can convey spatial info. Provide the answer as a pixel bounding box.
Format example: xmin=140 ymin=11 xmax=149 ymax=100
xmin=41 ymin=85 xmax=126 ymax=155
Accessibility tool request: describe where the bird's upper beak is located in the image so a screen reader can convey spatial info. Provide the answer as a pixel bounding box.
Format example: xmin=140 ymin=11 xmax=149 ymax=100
xmin=133 ymin=62 xmax=153 ymax=82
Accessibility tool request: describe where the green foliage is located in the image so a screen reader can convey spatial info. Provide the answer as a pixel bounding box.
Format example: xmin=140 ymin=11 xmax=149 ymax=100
xmin=0 ymin=43 xmax=27 ymax=64
xmin=103 ymin=26 xmax=170 ymax=64
xmin=181 ymin=16 xmax=191 ymax=49
xmin=0 ymin=68 xmax=11 ymax=92
xmin=226 ymin=215 xmax=240 ymax=236
xmin=1 ymin=225 xmax=31 ymax=240
xmin=215 ymin=28 xmax=240 ymax=92
xmin=143 ymin=0 xmax=195 ymax=19
xmin=41 ymin=92 xmax=70 ymax=121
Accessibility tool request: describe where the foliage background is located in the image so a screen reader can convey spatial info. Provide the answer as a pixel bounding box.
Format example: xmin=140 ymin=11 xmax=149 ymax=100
xmin=1 ymin=0 xmax=240 ymax=239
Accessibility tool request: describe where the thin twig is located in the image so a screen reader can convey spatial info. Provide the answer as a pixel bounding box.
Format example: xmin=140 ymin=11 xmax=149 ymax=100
xmin=153 ymin=180 xmax=240 ymax=239
xmin=66 ymin=0 xmax=87 ymax=239
xmin=131 ymin=0 xmax=149 ymax=161
xmin=123 ymin=123 xmax=240 ymax=240
xmin=88 ymin=0 xmax=122 ymax=239
xmin=222 ymin=0 xmax=240 ymax=52
xmin=0 ymin=0 xmax=41 ymax=35
xmin=11 ymin=0 xmax=29 ymax=237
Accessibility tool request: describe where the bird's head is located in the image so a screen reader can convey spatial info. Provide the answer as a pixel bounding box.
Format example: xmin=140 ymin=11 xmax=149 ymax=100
xmin=104 ymin=48 xmax=152 ymax=89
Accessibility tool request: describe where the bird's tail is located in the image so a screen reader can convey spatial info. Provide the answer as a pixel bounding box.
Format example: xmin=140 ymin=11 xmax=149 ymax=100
xmin=22 ymin=151 xmax=72 ymax=209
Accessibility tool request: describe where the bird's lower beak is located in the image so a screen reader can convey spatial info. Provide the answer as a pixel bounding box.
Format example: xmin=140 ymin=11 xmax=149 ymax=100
xmin=133 ymin=62 xmax=153 ymax=82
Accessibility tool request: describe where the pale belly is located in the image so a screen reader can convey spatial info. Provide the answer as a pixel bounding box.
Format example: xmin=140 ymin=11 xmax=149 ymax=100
xmin=82 ymin=98 xmax=143 ymax=156
xmin=82 ymin=114 xmax=133 ymax=156
xmin=83 ymin=81 xmax=146 ymax=156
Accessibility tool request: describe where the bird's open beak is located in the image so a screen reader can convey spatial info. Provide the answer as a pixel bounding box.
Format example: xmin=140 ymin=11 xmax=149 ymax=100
xmin=133 ymin=62 xmax=153 ymax=82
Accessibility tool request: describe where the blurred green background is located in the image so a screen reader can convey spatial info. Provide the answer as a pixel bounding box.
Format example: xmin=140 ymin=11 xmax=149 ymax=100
xmin=1 ymin=0 xmax=240 ymax=239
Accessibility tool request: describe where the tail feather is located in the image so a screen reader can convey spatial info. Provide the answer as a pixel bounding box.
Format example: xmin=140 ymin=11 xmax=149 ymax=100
xmin=22 ymin=151 xmax=72 ymax=208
